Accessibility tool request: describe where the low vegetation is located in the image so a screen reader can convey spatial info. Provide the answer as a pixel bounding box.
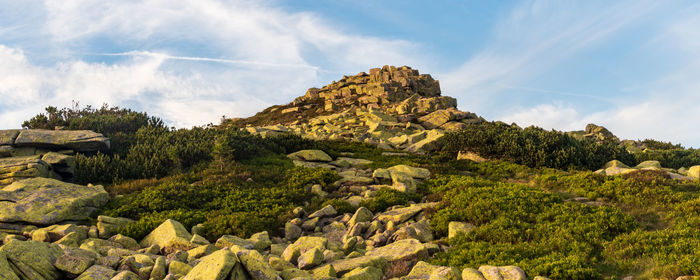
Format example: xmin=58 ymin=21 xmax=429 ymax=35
xmin=25 ymin=104 xmax=700 ymax=279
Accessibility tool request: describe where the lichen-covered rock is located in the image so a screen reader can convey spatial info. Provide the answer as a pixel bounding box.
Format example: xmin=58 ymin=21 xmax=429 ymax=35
xmin=366 ymin=238 xmax=428 ymax=263
xmin=348 ymin=207 xmax=373 ymax=228
xmin=635 ymin=160 xmax=661 ymax=170
xmin=281 ymin=268 xmax=311 ymax=280
xmin=0 ymin=178 xmax=109 ymax=225
xmin=281 ymin=236 xmax=328 ymax=263
xmin=387 ymin=165 xmax=430 ymax=179
xmin=169 ymin=260 xmax=192 ymax=276
xmin=108 ymin=234 xmax=140 ymax=251
xmin=111 ymin=271 xmax=141 ymax=280
xmin=236 ymin=248 xmax=282 ymax=280
xmin=287 ymin=150 xmax=332 ymax=162
xmin=216 ymin=235 xmax=254 ymax=249
xmin=462 ymin=268 xmax=487 ymax=280
xmin=342 ymin=266 xmax=383 ymax=280
xmin=308 ymin=205 xmax=338 ymax=219
xmin=140 ymin=219 xmax=194 ymax=253
xmin=149 ymin=256 xmax=167 ymax=280
xmin=248 ymin=231 xmax=271 ymax=251
xmin=75 ymin=265 xmax=116 ymax=280
xmin=97 ymin=215 xmax=135 ymax=239
xmin=297 ymin=247 xmax=323 ymax=270
xmin=376 ymin=205 xmax=423 ymax=224
xmin=54 ymin=247 xmax=98 ymax=276
xmin=0 ymin=252 xmax=20 ymax=280
xmin=0 ymin=239 xmax=63 ymax=280
xmin=13 ymin=129 xmax=110 ymax=152
xmin=183 ymin=249 xmax=238 ymax=280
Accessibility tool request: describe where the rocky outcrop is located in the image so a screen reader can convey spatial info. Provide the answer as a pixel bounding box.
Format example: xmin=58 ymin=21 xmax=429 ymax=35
xmin=0 ymin=178 xmax=109 ymax=226
xmin=234 ymin=66 xmax=481 ymax=153
xmin=0 ymin=129 xmax=109 ymax=185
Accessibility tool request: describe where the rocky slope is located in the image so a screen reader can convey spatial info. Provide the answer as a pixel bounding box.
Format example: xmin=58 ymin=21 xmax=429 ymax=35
xmin=0 ymin=148 xmax=546 ymax=280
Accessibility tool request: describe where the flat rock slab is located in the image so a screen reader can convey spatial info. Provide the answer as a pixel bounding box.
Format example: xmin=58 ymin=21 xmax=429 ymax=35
xmin=0 ymin=178 xmax=109 ymax=225
xmin=0 ymin=130 xmax=19 ymax=146
xmin=12 ymin=129 xmax=110 ymax=152
xmin=0 ymin=155 xmax=52 ymax=185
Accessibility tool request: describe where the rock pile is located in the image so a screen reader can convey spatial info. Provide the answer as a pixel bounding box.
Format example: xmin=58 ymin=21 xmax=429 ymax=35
xmin=0 ymin=129 xmax=110 ymax=185
xmin=595 ymin=159 xmax=700 ymax=181
xmin=237 ymin=66 xmax=482 ymax=153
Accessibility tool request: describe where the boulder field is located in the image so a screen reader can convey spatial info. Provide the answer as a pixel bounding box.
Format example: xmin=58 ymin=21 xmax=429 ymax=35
xmin=0 ymin=149 xmax=550 ymax=280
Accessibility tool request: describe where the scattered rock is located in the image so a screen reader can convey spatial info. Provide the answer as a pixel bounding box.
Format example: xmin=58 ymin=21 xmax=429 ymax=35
xmin=139 ymin=219 xmax=194 ymax=253
xmin=287 ymin=150 xmax=332 ymax=162
xmin=182 ymin=249 xmax=237 ymax=280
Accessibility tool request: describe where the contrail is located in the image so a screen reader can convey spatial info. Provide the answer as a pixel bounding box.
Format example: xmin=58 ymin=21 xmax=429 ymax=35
xmin=86 ymin=50 xmax=321 ymax=71
xmin=496 ymin=84 xmax=615 ymax=104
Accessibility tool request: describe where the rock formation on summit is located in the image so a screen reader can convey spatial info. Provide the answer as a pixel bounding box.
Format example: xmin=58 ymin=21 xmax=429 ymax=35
xmin=230 ymin=65 xmax=482 ymax=153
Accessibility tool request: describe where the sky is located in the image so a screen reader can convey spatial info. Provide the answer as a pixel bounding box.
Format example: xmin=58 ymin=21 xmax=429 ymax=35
xmin=1 ymin=1 xmax=700 ymax=146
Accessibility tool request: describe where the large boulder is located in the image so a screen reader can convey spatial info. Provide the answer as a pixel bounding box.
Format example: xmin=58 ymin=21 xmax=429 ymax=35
xmin=183 ymin=249 xmax=238 ymax=280
xmin=0 ymin=178 xmax=109 ymax=225
xmin=417 ymin=109 xmax=472 ymax=129
xmin=0 ymin=239 xmax=64 ymax=280
xmin=365 ymin=238 xmax=428 ymax=263
xmin=75 ymin=265 xmax=116 ymax=280
xmin=281 ymin=236 xmax=328 ymax=263
xmin=139 ymin=219 xmax=194 ymax=253
xmin=235 ymin=248 xmax=282 ymax=280
xmin=12 ymin=129 xmax=110 ymax=152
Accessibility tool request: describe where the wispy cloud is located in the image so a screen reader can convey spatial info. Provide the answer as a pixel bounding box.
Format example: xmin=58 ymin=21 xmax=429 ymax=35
xmin=0 ymin=0 xmax=424 ymax=128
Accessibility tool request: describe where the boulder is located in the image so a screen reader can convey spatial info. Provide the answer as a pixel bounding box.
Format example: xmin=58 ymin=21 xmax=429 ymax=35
xmin=150 ymin=256 xmax=167 ymax=280
xmin=248 ymin=231 xmax=271 ymax=251
xmin=75 ymin=265 xmax=116 ymax=280
xmin=603 ymin=160 xmax=629 ymax=169
xmin=216 ymin=235 xmax=254 ymax=249
xmin=326 ymin=256 xmax=386 ymax=276
xmin=287 ymin=150 xmax=332 ymax=162
xmin=308 ymin=205 xmax=338 ymax=219
xmin=41 ymin=152 xmax=76 ymax=179
xmin=54 ymin=247 xmax=98 ymax=276
xmin=348 ymin=207 xmax=373 ymax=228
xmin=281 ymin=236 xmax=328 ymax=263
xmin=168 ymin=260 xmax=192 ymax=276
xmin=139 ymin=219 xmax=194 ymax=253
xmin=365 ymin=238 xmax=428 ymax=263
xmin=408 ymin=261 xmax=460 ymax=279
xmin=418 ymin=109 xmax=471 ymax=129
xmin=111 ymin=271 xmax=141 ymax=280
xmin=342 ymin=266 xmax=383 ymax=280
xmin=236 ymin=248 xmax=282 ymax=280
xmin=183 ymin=249 xmax=238 ymax=280
xmin=457 ymin=151 xmax=487 ymax=163
xmin=376 ymin=205 xmax=423 ymax=224
xmin=405 ymin=130 xmax=444 ymax=152
xmin=0 ymin=130 xmax=19 ymax=146
xmin=390 ymin=171 xmax=416 ymax=193
xmin=635 ymin=160 xmax=661 ymax=170
xmin=388 ymin=164 xmax=430 ymax=179
xmin=462 ymin=268 xmax=487 ymax=280
xmin=13 ymin=129 xmax=110 ymax=152
xmin=477 ymin=265 xmax=526 ymax=280
xmin=97 ymin=216 xmax=135 ymax=239
xmin=0 ymin=239 xmax=63 ymax=280
xmin=297 ymin=247 xmax=323 ymax=269
xmin=688 ymin=165 xmax=700 ymax=179
xmin=0 ymin=178 xmax=108 ymax=225
xmin=331 ymin=157 xmax=373 ymax=168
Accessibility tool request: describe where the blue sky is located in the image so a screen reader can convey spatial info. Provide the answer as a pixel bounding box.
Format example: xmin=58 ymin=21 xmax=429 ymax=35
xmin=1 ymin=1 xmax=700 ymax=147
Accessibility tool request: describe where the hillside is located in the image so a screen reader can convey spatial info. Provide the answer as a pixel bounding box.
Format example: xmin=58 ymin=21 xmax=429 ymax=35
xmin=2 ymin=67 xmax=700 ymax=280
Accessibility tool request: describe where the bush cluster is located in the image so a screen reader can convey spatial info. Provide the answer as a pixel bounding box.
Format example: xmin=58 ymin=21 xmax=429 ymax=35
xmin=438 ymin=122 xmax=635 ymax=170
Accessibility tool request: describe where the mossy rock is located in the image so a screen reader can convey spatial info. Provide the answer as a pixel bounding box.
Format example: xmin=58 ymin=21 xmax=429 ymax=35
xmin=0 ymin=178 xmax=109 ymax=225
xmin=182 ymin=249 xmax=238 ymax=280
xmin=287 ymin=150 xmax=332 ymax=162
xmin=139 ymin=219 xmax=194 ymax=253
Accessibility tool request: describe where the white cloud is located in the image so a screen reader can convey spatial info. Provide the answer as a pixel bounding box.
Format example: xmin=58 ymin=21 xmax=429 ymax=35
xmin=0 ymin=0 xmax=423 ymax=128
xmin=499 ymin=103 xmax=586 ymax=131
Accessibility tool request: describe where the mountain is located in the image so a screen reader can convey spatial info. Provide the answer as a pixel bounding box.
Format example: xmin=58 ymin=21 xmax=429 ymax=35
xmin=2 ymin=66 xmax=700 ymax=280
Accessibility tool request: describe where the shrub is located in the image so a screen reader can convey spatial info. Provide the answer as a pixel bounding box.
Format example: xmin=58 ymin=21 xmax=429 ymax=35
xmin=437 ymin=122 xmax=635 ymax=170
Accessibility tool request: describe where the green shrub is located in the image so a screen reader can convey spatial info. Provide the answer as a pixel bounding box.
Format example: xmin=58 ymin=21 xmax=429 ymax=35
xmin=438 ymin=122 xmax=635 ymax=170
xmin=360 ymin=188 xmax=421 ymax=213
